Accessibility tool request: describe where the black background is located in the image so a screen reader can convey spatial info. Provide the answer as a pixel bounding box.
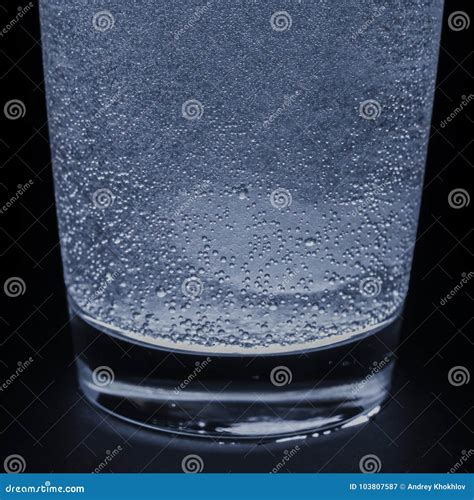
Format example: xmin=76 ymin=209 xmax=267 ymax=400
xmin=0 ymin=1 xmax=472 ymax=473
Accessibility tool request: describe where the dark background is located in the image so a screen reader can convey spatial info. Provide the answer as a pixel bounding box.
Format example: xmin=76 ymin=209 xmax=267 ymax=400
xmin=1 ymin=1 xmax=472 ymax=473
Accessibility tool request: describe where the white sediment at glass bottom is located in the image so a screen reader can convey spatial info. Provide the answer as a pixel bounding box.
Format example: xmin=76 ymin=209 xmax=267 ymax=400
xmin=72 ymin=305 xmax=401 ymax=356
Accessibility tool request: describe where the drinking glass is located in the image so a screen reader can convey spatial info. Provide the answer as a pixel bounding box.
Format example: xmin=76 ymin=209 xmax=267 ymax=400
xmin=40 ymin=0 xmax=444 ymax=438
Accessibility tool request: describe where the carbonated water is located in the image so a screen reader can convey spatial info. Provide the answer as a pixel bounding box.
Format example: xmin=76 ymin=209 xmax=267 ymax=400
xmin=41 ymin=0 xmax=443 ymax=355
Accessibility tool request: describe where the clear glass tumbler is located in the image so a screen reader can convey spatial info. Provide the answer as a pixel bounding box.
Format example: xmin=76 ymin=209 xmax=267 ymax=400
xmin=40 ymin=0 xmax=444 ymax=439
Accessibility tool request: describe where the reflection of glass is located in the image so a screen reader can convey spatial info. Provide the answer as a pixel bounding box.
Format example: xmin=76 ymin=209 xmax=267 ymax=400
xmin=40 ymin=0 xmax=444 ymax=438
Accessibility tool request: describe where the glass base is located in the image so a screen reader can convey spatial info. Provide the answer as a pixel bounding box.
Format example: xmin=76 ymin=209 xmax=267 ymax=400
xmin=72 ymin=312 xmax=401 ymax=440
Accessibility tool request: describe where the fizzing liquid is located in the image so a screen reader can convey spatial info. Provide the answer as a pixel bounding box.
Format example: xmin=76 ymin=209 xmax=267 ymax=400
xmin=41 ymin=0 xmax=442 ymax=354
xmin=41 ymin=0 xmax=443 ymax=437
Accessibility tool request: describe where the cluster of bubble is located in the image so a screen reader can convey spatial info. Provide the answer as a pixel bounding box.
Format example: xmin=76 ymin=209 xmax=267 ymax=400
xmin=41 ymin=0 xmax=443 ymax=352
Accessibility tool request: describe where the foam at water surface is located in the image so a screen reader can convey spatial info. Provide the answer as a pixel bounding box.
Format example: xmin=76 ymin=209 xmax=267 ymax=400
xmin=41 ymin=0 xmax=443 ymax=353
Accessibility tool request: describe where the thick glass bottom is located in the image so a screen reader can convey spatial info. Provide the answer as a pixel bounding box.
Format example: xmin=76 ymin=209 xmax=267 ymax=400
xmin=71 ymin=311 xmax=401 ymax=440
